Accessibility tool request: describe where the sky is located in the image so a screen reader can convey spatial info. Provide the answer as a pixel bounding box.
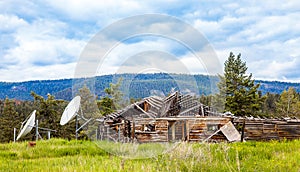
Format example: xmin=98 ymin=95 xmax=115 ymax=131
xmin=0 ymin=0 xmax=300 ymax=82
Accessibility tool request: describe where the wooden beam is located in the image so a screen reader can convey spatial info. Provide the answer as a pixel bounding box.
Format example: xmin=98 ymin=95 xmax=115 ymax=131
xmin=179 ymin=104 xmax=201 ymax=116
xmin=134 ymin=103 xmax=155 ymax=118
xmin=202 ymin=129 xmax=221 ymax=142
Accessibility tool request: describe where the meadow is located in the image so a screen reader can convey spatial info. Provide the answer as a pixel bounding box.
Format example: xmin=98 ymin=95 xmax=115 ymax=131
xmin=1 ymin=139 xmax=300 ymax=172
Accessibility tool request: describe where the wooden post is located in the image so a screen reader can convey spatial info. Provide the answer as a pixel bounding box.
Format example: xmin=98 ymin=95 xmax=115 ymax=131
xmin=118 ymin=124 xmax=121 ymax=142
xmin=107 ymin=126 xmax=110 ymax=141
xmin=241 ymin=119 xmax=245 ymax=142
xmin=201 ymin=105 xmax=204 ymax=116
xmin=95 ymin=128 xmax=98 ymax=141
xmin=186 ymin=120 xmax=190 ymax=141
xmin=131 ymin=118 xmax=135 ymax=141
xmin=167 ymin=121 xmax=169 ymax=142
xmin=100 ymin=126 xmax=103 ymax=141
xmin=182 ymin=121 xmax=185 ymax=140
xmin=172 ymin=122 xmax=175 ymax=141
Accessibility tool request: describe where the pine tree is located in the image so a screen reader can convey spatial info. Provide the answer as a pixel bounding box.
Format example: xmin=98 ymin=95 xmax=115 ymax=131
xmin=97 ymin=97 xmax=113 ymax=116
xmin=31 ymin=92 xmax=65 ymax=139
xmin=276 ymin=87 xmax=300 ymax=117
xmin=0 ymin=98 xmax=19 ymax=142
xmin=104 ymin=78 xmax=124 ymax=110
xmin=262 ymin=92 xmax=280 ymax=117
xmin=98 ymin=78 xmax=124 ymax=115
xmin=212 ymin=75 xmax=226 ymax=112
xmin=78 ymin=84 xmax=100 ymax=119
xmin=217 ymin=52 xmax=264 ymax=116
xmin=77 ymin=85 xmax=101 ymax=139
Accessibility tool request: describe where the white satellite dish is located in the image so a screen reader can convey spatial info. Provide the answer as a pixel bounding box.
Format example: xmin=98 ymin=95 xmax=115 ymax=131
xmin=16 ymin=110 xmax=36 ymax=140
xmin=60 ymin=96 xmax=81 ymax=125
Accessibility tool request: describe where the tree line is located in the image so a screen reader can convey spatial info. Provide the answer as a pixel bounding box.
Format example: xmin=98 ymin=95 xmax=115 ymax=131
xmin=1 ymin=73 xmax=299 ymax=101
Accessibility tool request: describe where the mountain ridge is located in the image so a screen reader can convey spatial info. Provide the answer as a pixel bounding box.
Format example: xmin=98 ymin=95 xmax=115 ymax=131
xmin=1 ymin=73 xmax=299 ymax=100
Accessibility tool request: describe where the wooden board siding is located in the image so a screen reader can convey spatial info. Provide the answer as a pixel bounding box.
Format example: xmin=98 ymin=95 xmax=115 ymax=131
xmin=133 ymin=117 xmax=232 ymax=143
xmin=234 ymin=118 xmax=300 ymax=141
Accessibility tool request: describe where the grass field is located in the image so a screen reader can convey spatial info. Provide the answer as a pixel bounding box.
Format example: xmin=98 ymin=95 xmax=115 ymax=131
xmin=1 ymin=139 xmax=300 ymax=172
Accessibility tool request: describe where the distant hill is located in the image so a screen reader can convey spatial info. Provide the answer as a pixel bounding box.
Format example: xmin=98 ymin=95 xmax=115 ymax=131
xmin=0 ymin=73 xmax=299 ymax=100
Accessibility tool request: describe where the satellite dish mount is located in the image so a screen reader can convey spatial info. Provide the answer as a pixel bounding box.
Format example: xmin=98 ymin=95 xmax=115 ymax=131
xmin=15 ymin=110 xmax=56 ymax=141
xmin=60 ymin=96 xmax=93 ymax=139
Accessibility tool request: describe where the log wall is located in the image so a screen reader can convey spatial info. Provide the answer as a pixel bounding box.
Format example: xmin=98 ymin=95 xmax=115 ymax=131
xmin=234 ymin=118 xmax=300 ymax=141
xmin=134 ymin=117 xmax=232 ymax=143
xmin=100 ymin=116 xmax=300 ymax=143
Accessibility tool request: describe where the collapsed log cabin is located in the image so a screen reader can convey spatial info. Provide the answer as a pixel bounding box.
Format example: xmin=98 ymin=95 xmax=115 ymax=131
xmin=97 ymin=92 xmax=241 ymax=143
xmin=96 ymin=91 xmax=300 ymax=143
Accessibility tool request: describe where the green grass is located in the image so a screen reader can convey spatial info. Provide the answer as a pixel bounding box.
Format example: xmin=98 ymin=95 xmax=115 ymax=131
xmin=1 ymin=139 xmax=300 ymax=171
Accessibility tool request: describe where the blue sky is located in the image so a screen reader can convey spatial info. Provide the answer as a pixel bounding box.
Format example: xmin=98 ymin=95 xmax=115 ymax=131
xmin=0 ymin=0 xmax=300 ymax=82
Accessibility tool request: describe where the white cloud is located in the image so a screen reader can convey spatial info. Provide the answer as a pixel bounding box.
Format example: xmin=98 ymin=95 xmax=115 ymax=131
xmin=0 ymin=14 xmax=28 ymax=31
xmin=96 ymin=38 xmax=180 ymax=75
xmin=0 ymin=0 xmax=300 ymax=82
xmin=45 ymin=0 xmax=148 ymax=25
xmin=0 ymin=18 xmax=86 ymax=81
xmin=252 ymin=58 xmax=300 ymax=82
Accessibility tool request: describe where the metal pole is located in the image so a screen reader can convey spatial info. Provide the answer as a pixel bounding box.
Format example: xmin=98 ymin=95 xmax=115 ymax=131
xmin=75 ymin=115 xmax=78 ymax=140
xmin=36 ymin=120 xmax=39 ymax=141
xmin=76 ymin=118 xmax=93 ymax=132
xmin=48 ymin=131 xmax=51 ymax=140
xmin=13 ymin=128 xmax=16 ymax=142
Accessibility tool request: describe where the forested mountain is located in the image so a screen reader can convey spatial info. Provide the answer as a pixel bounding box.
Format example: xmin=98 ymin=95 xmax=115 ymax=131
xmin=0 ymin=73 xmax=299 ymax=100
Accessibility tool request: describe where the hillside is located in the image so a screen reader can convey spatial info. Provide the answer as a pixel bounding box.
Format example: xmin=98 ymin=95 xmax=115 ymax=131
xmin=0 ymin=73 xmax=299 ymax=100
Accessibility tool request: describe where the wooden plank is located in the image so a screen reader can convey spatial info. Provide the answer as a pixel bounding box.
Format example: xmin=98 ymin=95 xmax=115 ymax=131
xmin=220 ymin=121 xmax=241 ymax=142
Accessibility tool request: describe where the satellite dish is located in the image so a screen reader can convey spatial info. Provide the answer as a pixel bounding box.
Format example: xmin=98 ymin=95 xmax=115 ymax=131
xmin=60 ymin=96 xmax=81 ymax=125
xmin=16 ymin=110 xmax=36 ymax=140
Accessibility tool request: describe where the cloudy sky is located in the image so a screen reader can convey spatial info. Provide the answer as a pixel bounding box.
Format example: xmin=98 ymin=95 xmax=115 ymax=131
xmin=1 ymin=0 xmax=300 ymax=82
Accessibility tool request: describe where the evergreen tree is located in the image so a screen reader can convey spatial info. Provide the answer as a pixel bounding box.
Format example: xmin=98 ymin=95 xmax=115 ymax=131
xmin=199 ymin=94 xmax=213 ymax=106
xmin=98 ymin=78 xmax=124 ymax=115
xmin=97 ymin=97 xmax=113 ymax=116
xmin=77 ymin=85 xmax=100 ymax=139
xmin=31 ymin=92 xmax=67 ymax=139
xmin=217 ymin=52 xmax=264 ymax=116
xmin=212 ymin=75 xmax=226 ymax=112
xmin=262 ymin=92 xmax=280 ymax=117
xmin=104 ymin=78 xmax=124 ymax=110
xmin=0 ymin=98 xmax=19 ymax=142
xmin=78 ymin=85 xmax=100 ymax=119
xmin=276 ymin=87 xmax=300 ymax=117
